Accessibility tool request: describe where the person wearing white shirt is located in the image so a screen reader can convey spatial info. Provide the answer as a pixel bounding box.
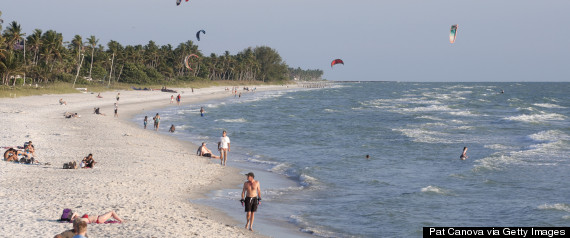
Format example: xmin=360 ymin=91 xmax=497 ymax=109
xmin=218 ymin=130 xmax=231 ymax=166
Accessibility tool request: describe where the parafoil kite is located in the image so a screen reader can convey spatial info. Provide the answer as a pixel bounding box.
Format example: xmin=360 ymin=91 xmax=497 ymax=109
xmin=184 ymin=54 xmax=199 ymax=70
xmin=196 ymin=30 xmax=206 ymax=41
xmin=331 ymin=59 xmax=344 ymax=68
xmin=449 ymin=24 xmax=458 ymax=44
xmin=176 ymin=0 xmax=181 ymax=6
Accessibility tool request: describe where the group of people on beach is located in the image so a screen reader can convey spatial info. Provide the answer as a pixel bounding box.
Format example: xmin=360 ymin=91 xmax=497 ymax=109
xmin=3 ymin=141 xmax=39 ymax=164
xmin=54 ymin=210 xmax=124 ymax=238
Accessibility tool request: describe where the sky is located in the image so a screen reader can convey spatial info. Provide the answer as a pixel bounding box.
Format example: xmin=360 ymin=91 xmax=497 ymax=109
xmin=2 ymin=0 xmax=569 ymax=82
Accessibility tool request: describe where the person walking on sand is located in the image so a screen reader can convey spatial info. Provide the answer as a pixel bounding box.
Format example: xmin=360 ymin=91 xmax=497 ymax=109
xmin=170 ymin=95 xmax=174 ymax=104
xmin=241 ymin=172 xmax=261 ymax=231
xmin=218 ymin=130 xmax=230 ymax=166
xmin=116 ymin=93 xmax=120 ymax=102
xmin=460 ymin=147 xmax=468 ymax=160
xmin=176 ymin=94 xmax=181 ymax=105
xmin=143 ymin=116 xmax=148 ymax=129
xmin=153 ymin=113 xmax=161 ymax=131
xmin=114 ymin=103 xmax=118 ymax=118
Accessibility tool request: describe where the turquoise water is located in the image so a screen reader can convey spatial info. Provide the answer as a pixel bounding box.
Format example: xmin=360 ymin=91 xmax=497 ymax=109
xmin=141 ymin=82 xmax=570 ymax=237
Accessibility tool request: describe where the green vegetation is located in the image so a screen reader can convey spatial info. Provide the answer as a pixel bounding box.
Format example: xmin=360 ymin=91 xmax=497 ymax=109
xmin=0 ymin=15 xmax=323 ymax=97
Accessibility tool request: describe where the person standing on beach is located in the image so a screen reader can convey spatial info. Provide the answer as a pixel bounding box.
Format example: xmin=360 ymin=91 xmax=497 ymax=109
xmin=170 ymin=95 xmax=174 ymax=104
xmin=153 ymin=113 xmax=161 ymax=131
xmin=143 ymin=116 xmax=148 ymax=129
xmin=116 ymin=93 xmax=120 ymax=102
xmin=114 ymin=103 xmax=118 ymax=118
xmin=218 ymin=130 xmax=230 ymax=166
xmin=176 ymin=94 xmax=181 ymax=105
xmin=241 ymin=172 xmax=261 ymax=231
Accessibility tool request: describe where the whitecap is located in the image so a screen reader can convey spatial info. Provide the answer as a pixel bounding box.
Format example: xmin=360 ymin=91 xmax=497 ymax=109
xmin=214 ymin=118 xmax=247 ymax=123
xmin=538 ymin=203 xmax=570 ymax=213
xmin=504 ymin=113 xmax=566 ymax=123
xmin=533 ymin=103 xmax=567 ymax=109
xmin=421 ymin=185 xmax=451 ymax=195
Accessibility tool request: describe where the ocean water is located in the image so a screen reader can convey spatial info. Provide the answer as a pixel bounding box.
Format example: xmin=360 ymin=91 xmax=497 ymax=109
xmin=139 ymin=82 xmax=570 ymax=237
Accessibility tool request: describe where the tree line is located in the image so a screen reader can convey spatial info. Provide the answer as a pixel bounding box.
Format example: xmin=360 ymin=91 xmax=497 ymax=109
xmin=0 ymin=18 xmax=323 ymax=87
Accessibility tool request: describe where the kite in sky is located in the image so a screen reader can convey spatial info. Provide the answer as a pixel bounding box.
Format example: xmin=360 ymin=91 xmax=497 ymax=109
xmin=196 ymin=30 xmax=206 ymax=41
xmin=331 ymin=59 xmax=344 ymax=68
xmin=449 ymin=24 xmax=458 ymax=44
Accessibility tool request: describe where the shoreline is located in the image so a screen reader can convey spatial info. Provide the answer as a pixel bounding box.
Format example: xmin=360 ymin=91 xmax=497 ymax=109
xmin=0 ymin=85 xmax=292 ymax=237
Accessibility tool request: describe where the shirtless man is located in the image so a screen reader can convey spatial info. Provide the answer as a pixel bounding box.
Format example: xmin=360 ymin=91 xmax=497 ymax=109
xmin=197 ymin=142 xmax=220 ymax=159
xmin=241 ymin=172 xmax=261 ymax=231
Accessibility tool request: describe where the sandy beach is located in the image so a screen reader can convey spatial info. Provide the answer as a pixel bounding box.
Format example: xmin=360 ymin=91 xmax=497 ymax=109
xmin=0 ymin=85 xmax=290 ymax=237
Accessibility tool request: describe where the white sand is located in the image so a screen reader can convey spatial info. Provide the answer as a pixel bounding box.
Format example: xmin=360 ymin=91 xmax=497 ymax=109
xmin=0 ymin=85 xmax=291 ymax=237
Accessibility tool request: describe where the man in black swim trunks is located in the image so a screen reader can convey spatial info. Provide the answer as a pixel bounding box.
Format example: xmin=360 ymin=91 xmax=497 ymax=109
xmin=241 ymin=172 xmax=261 ymax=231
xmin=197 ymin=142 xmax=220 ymax=159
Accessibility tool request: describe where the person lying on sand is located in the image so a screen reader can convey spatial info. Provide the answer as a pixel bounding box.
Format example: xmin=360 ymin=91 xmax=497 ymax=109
xmin=70 ymin=210 xmax=124 ymax=224
xmin=64 ymin=112 xmax=80 ymax=118
xmin=197 ymin=142 xmax=220 ymax=159
xmin=3 ymin=148 xmax=21 ymax=162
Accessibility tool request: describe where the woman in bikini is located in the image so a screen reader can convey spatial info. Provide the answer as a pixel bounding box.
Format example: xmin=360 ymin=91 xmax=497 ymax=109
xmin=70 ymin=211 xmax=124 ymax=224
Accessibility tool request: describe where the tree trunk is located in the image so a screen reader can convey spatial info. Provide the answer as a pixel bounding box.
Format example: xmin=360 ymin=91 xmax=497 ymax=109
xmin=89 ymin=47 xmax=94 ymax=78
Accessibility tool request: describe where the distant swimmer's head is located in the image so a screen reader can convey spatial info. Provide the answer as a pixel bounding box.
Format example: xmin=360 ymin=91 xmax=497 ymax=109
xmin=366 ymin=155 xmax=370 ymax=159
xmin=245 ymin=172 xmax=255 ymax=179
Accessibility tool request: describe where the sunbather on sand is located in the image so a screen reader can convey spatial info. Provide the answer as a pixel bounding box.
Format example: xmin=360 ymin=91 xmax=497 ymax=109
xmin=93 ymin=108 xmax=106 ymax=116
xmin=59 ymin=98 xmax=67 ymax=105
xmin=70 ymin=210 xmax=124 ymax=224
xmin=197 ymin=142 xmax=220 ymax=159
xmin=3 ymin=148 xmax=21 ymax=162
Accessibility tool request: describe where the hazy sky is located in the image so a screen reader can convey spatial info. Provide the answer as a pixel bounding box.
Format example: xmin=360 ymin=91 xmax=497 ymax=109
xmin=2 ymin=0 xmax=569 ymax=82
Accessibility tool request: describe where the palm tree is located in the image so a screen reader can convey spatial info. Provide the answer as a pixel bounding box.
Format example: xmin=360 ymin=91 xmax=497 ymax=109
xmin=86 ymin=35 xmax=98 ymax=79
xmin=4 ymin=21 xmax=24 ymax=51
xmin=71 ymin=35 xmax=83 ymax=63
xmin=0 ymin=52 xmax=23 ymax=86
xmin=27 ymin=29 xmax=42 ymax=65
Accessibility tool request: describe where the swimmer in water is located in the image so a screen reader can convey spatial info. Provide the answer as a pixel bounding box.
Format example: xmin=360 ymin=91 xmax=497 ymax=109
xmin=460 ymin=147 xmax=468 ymax=160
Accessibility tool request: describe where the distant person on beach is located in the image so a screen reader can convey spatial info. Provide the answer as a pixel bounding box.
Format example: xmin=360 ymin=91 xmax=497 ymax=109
xmin=153 ymin=113 xmax=161 ymax=131
xmin=176 ymin=94 xmax=181 ymax=105
xmin=54 ymin=218 xmax=89 ymax=238
xmin=241 ymin=172 xmax=261 ymax=231
xmin=197 ymin=142 xmax=220 ymax=159
xmin=59 ymin=98 xmax=67 ymax=105
xmin=170 ymin=95 xmax=174 ymax=104
xmin=143 ymin=116 xmax=148 ymax=129
xmin=93 ymin=108 xmax=105 ymax=116
xmin=239 ymin=93 xmax=241 ymax=98
xmin=114 ymin=103 xmax=118 ymax=118
xmin=81 ymin=154 xmax=95 ymax=168
xmin=70 ymin=210 xmax=124 ymax=224
xmin=460 ymin=147 xmax=468 ymax=160
xmin=116 ymin=93 xmax=120 ymax=102
xmin=169 ymin=124 xmax=175 ymax=133
xmin=97 ymin=93 xmax=102 ymax=98
xmin=200 ymin=107 xmax=205 ymax=117
xmin=218 ymin=130 xmax=230 ymax=166
xmin=4 ymin=148 xmax=21 ymax=162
